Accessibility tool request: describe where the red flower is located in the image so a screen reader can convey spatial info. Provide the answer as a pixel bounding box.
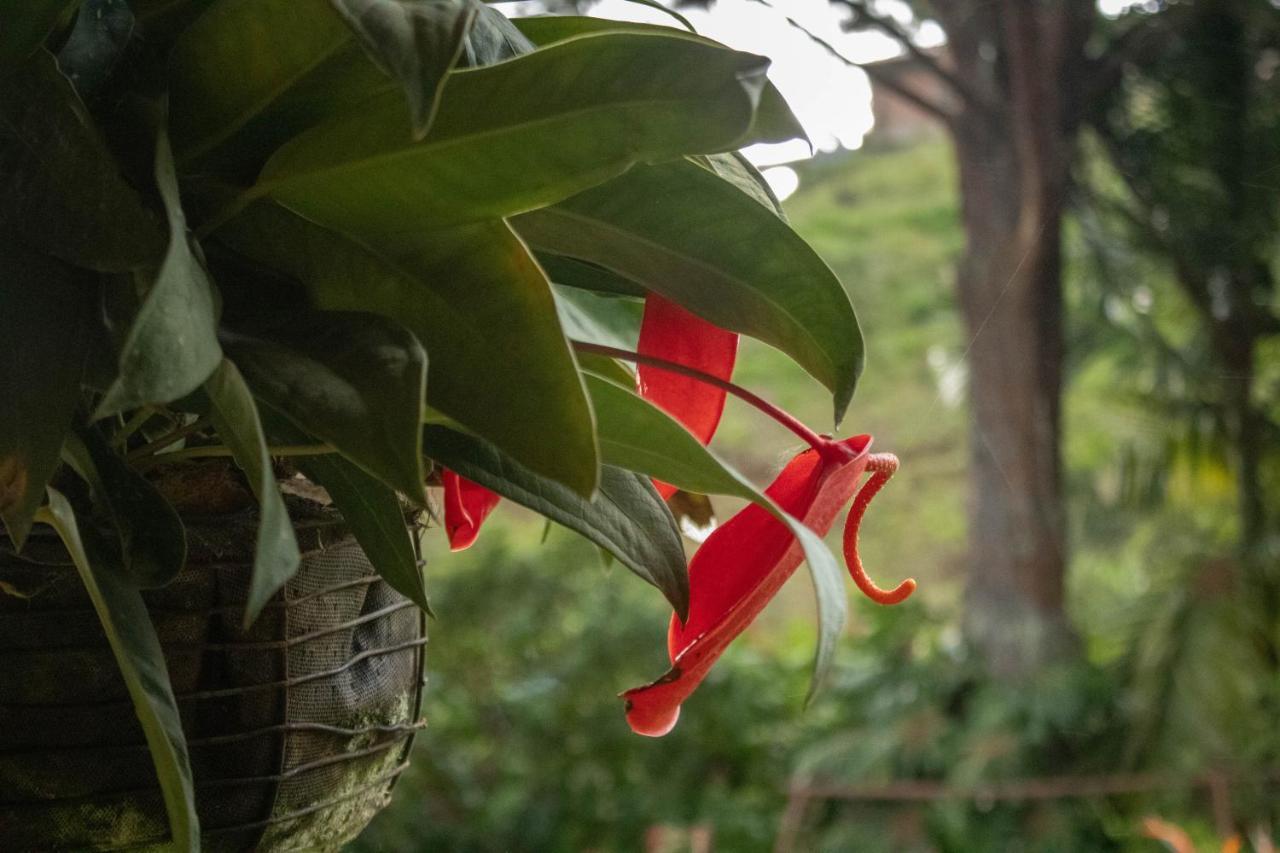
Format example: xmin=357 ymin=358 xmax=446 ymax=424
xmin=637 ymin=295 xmax=738 ymax=499
xmin=442 ymin=469 xmax=501 ymax=551
xmin=622 ymin=436 xmax=913 ymax=737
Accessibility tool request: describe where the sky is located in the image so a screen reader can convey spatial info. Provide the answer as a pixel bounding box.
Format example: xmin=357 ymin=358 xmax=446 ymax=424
xmin=512 ymin=0 xmax=1144 ymax=199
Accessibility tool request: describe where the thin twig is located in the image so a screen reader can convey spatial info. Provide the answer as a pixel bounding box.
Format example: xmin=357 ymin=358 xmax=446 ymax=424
xmin=745 ymin=0 xmax=956 ymax=125
xmin=830 ymin=0 xmax=989 ymax=116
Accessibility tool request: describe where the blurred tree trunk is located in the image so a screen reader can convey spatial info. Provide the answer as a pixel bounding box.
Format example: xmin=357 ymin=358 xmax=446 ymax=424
xmin=839 ymin=0 xmax=1096 ymax=673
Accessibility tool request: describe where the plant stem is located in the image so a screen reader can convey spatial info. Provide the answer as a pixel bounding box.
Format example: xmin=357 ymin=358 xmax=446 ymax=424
xmin=126 ymin=416 xmax=212 ymax=462
xmin=113 ymin=407 xmax=158 ymax=448
xmin=144 ymin=444 xmax=335 ymax=465
xmin=571 ymin=341 xmax=836 ymax=456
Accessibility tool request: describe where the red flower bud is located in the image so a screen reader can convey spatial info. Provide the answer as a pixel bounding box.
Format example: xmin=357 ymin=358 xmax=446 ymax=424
xmin=442 ymin=469 xmax=501 ymax=551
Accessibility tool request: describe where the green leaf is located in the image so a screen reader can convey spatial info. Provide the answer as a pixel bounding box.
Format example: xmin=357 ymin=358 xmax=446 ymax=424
xmin=511 ymin=15 xmax=806 ymax=145
xmin=552 ymin=285 xmax=641 ymax=351
xmin=168 ymin=0 xmax=366 ymax=165
xmin=0 ymin=49 xmax=163 ymax=271
xmin=246 ymin=32 xmax=777 ymax=239
xmin=330 ymin=0 xmax=477 ymax=138
xmin=424 ymin=425 xmax=688 ymax=617
xmin=461 ymin=1 xmax=530 ymax=65
xmin=203 ymin=359 xmax=301 ymax=626
xmin=221 ymin=311 xmax=428 ymax=504
xmin=96 ymin=117 xmax=222 ymax=417
xmin=693 ymin=151 xmax=788 ymax=217
xmin=0 ymin=238 xmax=94 ymax=547
xmin=169 ymin=0 xmax=475 ymax=166
xmin=296 ymin=453 xmax=430 ymax=614
xmin=581 ymin=370 xmax=847 ymax=701
xmin=0 ymin=1 xmax=78 ymax=70
xmin=35 ymin=488 xmax=199 ymax=851
xmin=538 ymin=253 xmax=645 ymax=298
xmin=63 ymin=426 xmax=187 ymax=588
xmin=514 ymin=159 xmax=863 ymax=425
xmin=215 ymin=204 xmax=599 ymax=497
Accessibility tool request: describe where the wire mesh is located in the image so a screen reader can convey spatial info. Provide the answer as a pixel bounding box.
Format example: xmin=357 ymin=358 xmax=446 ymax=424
xmin=0 ymin=507 xmax=426 ymax=852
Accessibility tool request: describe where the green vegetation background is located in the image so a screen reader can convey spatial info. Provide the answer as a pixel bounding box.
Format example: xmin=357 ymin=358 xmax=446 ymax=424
xmin=348 ymin=140 xmax=1263 ymax=851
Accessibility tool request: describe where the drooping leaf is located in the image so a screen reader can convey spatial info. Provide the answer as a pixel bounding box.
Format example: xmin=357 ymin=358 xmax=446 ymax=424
xmin=35 ymin=489 xmax=199 ymax=851
xmin=96 ymin=117 xmax=222 ymax=417
xmin=424 ymin=425 xmax=688 ymax=617
xmin=512 ymin=15 xmax=806 ymax=145
xmin=0 ymin=238 xmax=94 ymax=547
xmin=220 ymin=311 xmax=428 ymax=504
xmin=215 ymin=204 xmax=599 ymax=497
xmin=0 ymin=1 xmax=79 ymax=71
xmin=203 ymin=359 xmax=301 ymax=626
xmin=329 ymin=0 xmax=477 ymax=138
xmin=553 ymin=285 xmax=642 ymax=351
xmin=245 ymin=32 xmax=780 ymax=239
xmin=63 ymin=426 xmax=186 ymax=588
xmin=0 ymin=49 xmax=162 ymax=271
xmin=538 ymin=253 xmax=645 ymax=298
xmin=582 ymin=369 xmax=847 ymax=701
xmin=297 ymin=453 xmax=430 ymax=614
xmin=515 ymin=159 xmax=863 ymax=425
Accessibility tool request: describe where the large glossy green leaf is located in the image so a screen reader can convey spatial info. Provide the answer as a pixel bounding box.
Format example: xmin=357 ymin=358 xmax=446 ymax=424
xmin=0 ymin=1 xmax=79 ymax=70
xmin=330 ymin=0 xmax=476 ymax=137
xmin=215 ymin=204 xmax=599 ymax=497
xmin=168 ymin=0 xmax=475 ymax=169
xmin=0 ymin=49 xmax=162 ymax=271
xmin=35 ymin=489 xmax=199 ymax=851
xmin=582 ymin=370 xmax=847 ymax=699
xmin=297 ymin=453 xmax=430 ymax=614
xmin=514 ymin=159 xmax=864 ymax=425
xmin=424 ymin=425 xmax=688 ymax=617
xmin=221 ymin=311 xmax=427 ymax=504
xmin=63 ymin=426 xmax=186 ymax=588
xmin=203 ymin=359 xmax=301 ymax=626
xmin=0 ymin=239 xmax=94 ymax=547
xmin=244 ymin=32 xmax=779 ymax=239
xmin=512 ymin=15 xmax=806 ymax=145
xmin=96 ymin=120 xmax=222 ymax=417
xmin=168 ymin=0 xmax=364 ymax=164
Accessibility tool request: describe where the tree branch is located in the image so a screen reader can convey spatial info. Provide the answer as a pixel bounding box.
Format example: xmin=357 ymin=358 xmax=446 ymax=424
xmin=829 ymin=0 xmax=993 ymax=117
xmin=745 ymin=0 xmax=956 ymax=125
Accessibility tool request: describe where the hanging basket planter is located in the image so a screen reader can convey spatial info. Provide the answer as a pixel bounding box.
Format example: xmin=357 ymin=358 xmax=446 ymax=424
xmin=0 ymin=506 xmax=425 ymax=852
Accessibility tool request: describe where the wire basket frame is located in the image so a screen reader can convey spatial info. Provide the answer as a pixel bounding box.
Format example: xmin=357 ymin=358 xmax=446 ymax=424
xmin=0 ymin=507 xmax=427 ymax=852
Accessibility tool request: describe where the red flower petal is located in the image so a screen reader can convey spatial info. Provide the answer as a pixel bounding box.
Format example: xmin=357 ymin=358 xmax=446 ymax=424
xmin=637 ymin=294 xmax=738 ymax=499
xmin=623 ymin=435 xmax=875 ymax=737
xmin=442 ymin=469 xmax=501 ymax=551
